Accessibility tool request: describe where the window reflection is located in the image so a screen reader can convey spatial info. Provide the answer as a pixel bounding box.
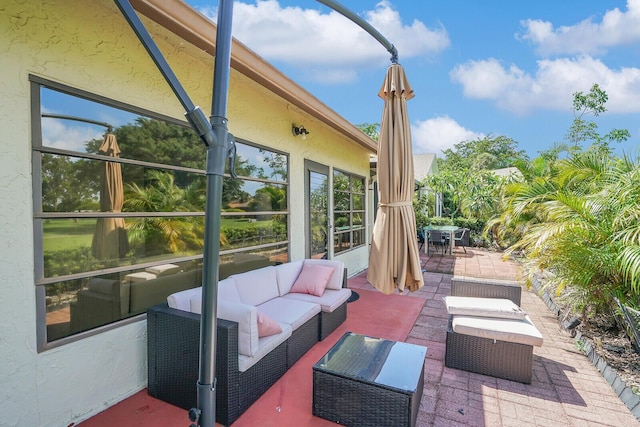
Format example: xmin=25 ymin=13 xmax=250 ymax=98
xmin=332 ymin=169 xmax=365 ymax=253
xmin=36 ymin=84 xmax=290 ymax=343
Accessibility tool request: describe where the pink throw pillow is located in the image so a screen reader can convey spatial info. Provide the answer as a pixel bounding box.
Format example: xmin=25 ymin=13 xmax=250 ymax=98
xmin=290 ymin=263 xmax=335 ymax=297
xmin=257 ymin=312 xmax=282 ymax=337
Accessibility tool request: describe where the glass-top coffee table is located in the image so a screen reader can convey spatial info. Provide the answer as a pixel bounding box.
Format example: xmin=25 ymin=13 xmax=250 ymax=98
xmin=312 ymin=331 xmax=427 ymax=427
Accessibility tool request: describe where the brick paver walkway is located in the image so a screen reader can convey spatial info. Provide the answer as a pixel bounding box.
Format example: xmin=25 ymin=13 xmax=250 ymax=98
xmin=349 ymin=248 xmax=638 ymax=426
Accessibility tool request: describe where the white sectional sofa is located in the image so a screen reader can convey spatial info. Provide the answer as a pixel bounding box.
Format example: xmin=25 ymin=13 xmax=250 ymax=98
xmin=147 ymin=258 xmax=350 ymax=426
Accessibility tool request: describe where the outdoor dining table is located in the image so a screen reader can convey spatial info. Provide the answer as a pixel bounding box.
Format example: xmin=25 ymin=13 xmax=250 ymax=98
xmin=424 ymin=225 xmax=460 ymax=256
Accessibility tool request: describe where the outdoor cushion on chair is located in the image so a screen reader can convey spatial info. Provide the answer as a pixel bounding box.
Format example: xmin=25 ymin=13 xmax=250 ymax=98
xmin=444 ymin=296 xmax=526 ymax=320
xmin=451 ymin=314 xmax=543 ymax=347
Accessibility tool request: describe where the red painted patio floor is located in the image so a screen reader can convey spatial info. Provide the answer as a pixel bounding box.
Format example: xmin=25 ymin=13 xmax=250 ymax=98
xmin=80 ymin=249 xmax=638 ymax=426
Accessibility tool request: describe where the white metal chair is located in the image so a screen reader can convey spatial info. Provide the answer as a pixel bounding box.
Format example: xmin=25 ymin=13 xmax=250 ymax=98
xmin=453 ymin=228 xmax=469 ymax=253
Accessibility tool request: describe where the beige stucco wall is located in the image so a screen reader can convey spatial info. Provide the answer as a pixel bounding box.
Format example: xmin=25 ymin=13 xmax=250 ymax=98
xmin=0 ymin=1 xmax=371 ymax=425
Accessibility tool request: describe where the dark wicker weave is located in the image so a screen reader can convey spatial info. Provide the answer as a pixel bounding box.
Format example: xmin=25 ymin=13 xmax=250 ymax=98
xmin=313 ymin=333 xmax=425 ymax=427
xmin=313 ymin=370 xmax=423 ymax=427
xmin=147 ymin=303 xmax=289 ymax=426
xmin=286 ymin=313 xmax=320 ymax=367
xmin=451 ymin=275 xmax=522 ymax=306
xmin=445 ymin=318 xmax=533 ymax=383
xmin=319 ymin=301 xmax=347 ymax=340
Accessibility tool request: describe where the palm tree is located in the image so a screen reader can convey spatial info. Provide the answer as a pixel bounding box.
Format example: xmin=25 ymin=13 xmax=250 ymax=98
xmin=124 ymin=170 xmax=205 ymax=256
xmin=495 ymin=148 xmax=640 ymax=324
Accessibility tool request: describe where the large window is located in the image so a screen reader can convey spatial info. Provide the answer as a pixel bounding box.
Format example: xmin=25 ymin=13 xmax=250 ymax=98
xmin=332 ymin=170 xmax=365 ymax=254
xmin=32 ymin=77 xmax=289 ymax=347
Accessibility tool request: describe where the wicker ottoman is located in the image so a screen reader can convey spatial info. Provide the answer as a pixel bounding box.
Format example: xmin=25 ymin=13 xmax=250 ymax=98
xmin=445 ymin=313 xmax=544 ymax=384
xmin=313 ymin=332 xmax=427 ymax=427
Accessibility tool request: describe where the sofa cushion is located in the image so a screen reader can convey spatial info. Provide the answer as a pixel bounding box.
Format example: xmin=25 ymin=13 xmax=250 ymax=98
xmin=190 ymin=295 xmax=260 ymax=357
xmin=130 ymin=269 xmax=200 ymax=315
xmin=87 ymin=278 xmax=119 ymax=294
xmin=276 ymin=260 xmax=304 ymax=295
xmin=290 ymin=263 xmax=334 ymax=296
xmin=451 ymin=314 xmax=544 ymax=347
xmin=258 ymin=297 xmax=320 ymax=330
xmin=257 ymin=311 xmax=282 ymax=337
xmin=167 ymin=286 xmax=203 ymax=312
xmin=303 ymin=259 xmax=344 ymax=290
xmin=218 ymin=277 xmax=241 ymax=303
xmin=283 ymin=288 xmax=351 ymax=313
xmin=238 ymin=323 xmax=292 ymax=372
xmin=232 ymin=266 xmax=279 ymax=306
xmin=444 ymin=296 xmax=526 ymax=320
xmin=145 ymin=263 xmax=181 ymax=276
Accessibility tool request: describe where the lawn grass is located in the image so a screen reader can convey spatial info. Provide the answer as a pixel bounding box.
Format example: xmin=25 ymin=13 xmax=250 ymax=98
xmin=43 ymin=219 xmax=95 ymax=252
xmin=43 ymin=217 xmax=269 ymax=252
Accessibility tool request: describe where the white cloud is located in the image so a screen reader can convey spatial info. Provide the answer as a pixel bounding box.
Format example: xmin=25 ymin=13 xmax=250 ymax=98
xmin=411 ymin=116 xmax=483 ymax=154
xmin=518 ymin=0 xmax=640 ymax=56
xmin=450 ymin=56 xmax=640 ymax=114
xmin=41 ymin=117 xmax=104 ymax=153
xmin=199 ymin=0 xmax=449 ymax=83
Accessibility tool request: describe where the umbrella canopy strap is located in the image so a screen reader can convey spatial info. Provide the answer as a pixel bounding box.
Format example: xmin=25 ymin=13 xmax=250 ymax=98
xmin=379 ymin=201 xmax=413 ymax=207
xmin=316 ymin=0 xmax=398 ymax=63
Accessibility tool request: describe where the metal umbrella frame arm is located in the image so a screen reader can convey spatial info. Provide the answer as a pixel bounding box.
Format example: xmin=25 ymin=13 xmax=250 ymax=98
xmin=316 ymin=0 xmax=398 ymax=64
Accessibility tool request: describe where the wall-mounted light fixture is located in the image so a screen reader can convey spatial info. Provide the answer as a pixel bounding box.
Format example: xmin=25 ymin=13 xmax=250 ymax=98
xmin=292 ymin=124 xmax=310 ymax=140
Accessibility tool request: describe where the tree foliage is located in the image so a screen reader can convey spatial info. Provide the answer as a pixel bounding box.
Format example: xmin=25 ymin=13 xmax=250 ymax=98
xmin=422 ymin=134 xmax=527 ymax=226
xmin=490 ymin=84 xmax=640 ymax=330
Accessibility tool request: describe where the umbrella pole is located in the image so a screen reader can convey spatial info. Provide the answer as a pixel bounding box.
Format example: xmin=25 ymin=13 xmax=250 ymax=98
xmin=195 ymin=1 xmax=234 ymax=426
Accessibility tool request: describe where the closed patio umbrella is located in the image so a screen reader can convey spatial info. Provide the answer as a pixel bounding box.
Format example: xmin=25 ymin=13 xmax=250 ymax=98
xmin=367 ymin=64 xmax=424 ymax=295
xmin=91 ymin=133 xmax=129 ymax=260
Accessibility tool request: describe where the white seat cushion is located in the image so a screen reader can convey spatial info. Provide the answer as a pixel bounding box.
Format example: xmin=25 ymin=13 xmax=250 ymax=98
xmin=232 ymin=266 xmax=279 ymax=306
xmin=217 ymin=277 xmax=241 ymax=303
xmin=283 ymin=288 xmax=351 ymax=312
xmin=444 ymin=296 xmax=526 ymax=320
xmin=451 ymin=314 xmax=544 ymax=347
xmin=167 ymin=286 xmax=202 ymax=312
xmin=145 ymin=263 xmax=181 ymax=276
xmin=275 ymin=260 xmax=304 ymax=295
xmin=258 ymin=297 xmax=320 ymax=330
xmin=238 ymin=323 xmax=291 ymax=372
xmin=190 ymin=295 xmax=260 ymax=357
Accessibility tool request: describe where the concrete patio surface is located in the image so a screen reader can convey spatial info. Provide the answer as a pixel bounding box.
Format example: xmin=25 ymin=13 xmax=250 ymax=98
xmin=348 ymin=248 xmax=639 ymax=426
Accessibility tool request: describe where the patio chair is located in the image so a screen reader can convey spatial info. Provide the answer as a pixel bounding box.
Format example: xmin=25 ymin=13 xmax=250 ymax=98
xmin=417 ymin=229 xmax=425 ymax=251
xmin=453 ymin=228 xmax=469 ymax=253
xmin=427 ymin=230 xmax=448 ymax=255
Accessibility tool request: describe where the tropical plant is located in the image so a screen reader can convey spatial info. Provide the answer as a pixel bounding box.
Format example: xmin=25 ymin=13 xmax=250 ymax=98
xmin=491 ymin=85 xmax=640 ymax=330
xmin=124 ymin=170 xmax=206 ymax=256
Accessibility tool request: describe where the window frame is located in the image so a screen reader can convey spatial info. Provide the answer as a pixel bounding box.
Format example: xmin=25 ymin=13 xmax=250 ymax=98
xmin=31 ymin=76 xmax=290 ymax=350
xmin=332 ymin=168 xmax=366 ymax=254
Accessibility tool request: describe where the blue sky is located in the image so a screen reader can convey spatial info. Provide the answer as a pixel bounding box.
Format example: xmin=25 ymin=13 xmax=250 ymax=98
xmin=185 ymin=0 xmax=640 ymax=158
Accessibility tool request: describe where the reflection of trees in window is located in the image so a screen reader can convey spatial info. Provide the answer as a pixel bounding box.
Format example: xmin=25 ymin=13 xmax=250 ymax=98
xmin=124 ymin=170 xmax=205 ymax=256
xmin=333 ymin=170 xmax=366 ymax=253
xmin=35 ymin=84 xmax=290 ymax=341
xmin=42 ymin=154 xmax=100 ymax=212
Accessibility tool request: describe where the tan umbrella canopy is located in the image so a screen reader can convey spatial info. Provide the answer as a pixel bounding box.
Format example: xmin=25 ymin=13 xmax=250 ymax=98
xmin=91 ymin=133 xmax=129 ymax=260
xmin=367 ymin=64 xmax=424 ymax=295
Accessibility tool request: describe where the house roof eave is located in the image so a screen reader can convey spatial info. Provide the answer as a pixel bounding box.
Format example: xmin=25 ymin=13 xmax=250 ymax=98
xmin=131 ymin=0 xmax=377 ymax=153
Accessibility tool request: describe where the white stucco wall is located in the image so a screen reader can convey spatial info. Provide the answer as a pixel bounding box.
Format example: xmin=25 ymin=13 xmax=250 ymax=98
xmin=0 ymin=2 xmax=371 ymax=425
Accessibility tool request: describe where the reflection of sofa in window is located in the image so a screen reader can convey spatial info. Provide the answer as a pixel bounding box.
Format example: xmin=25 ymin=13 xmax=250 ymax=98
xmin=69 ymin=256 xmax=275 ymax=334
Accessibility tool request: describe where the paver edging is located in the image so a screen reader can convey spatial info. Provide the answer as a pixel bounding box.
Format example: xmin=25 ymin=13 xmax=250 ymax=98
xmin=530 ymin=275 xmax=640 ymax=422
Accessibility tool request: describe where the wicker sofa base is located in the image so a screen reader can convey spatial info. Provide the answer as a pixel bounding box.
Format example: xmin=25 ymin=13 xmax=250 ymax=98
xmin=319 ymin=301 xmax=347 ymax=340
xmin=148 ymin=304 xmax=293 ymax=426
xmin=287 ymin=313 xmax=320 ymax=367
xmin=445 ymin=321 xmax=533 ymax=384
